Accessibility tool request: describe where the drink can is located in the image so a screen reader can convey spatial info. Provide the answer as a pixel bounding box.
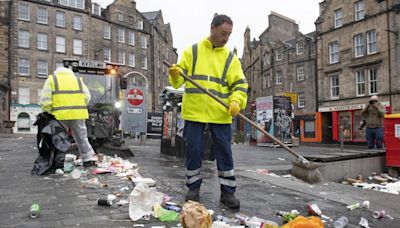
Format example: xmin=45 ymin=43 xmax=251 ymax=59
xmin=234 ymin=213 xmax=249 ymax=224
xmin=346 ymin=202 xmax=360 ymax=210
xmin=373 ymin=210 xmax=385 ymax=219
xmin=97 ymin=198 xmax=113 ymax=206
xmin=29 ymin=203 xmax=40 ymax=218
xmin=164 ymin=204 xmax=181 ymax=212
xmin=333 ymin=216 xmax=348 ymax=228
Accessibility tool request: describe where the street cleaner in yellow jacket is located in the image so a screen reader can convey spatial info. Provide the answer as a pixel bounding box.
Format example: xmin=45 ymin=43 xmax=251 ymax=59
xmin=168 ymin=14 xmax=248 ymax=209
xmin=40 ymin=67 xmax=97 ymax=167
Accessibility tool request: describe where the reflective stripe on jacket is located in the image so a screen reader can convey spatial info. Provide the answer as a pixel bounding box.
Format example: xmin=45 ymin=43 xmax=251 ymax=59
xmin=169 ymin=38 xmax=248 ymax=124
xmin=48 ymin=70 xmax=89 ymax=120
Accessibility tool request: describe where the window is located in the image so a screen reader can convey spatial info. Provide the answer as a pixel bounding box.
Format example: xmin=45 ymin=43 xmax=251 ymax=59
xmin=18 ymin=87 xmax=30 ymax=105
xmin=141 ymin=56 xmax=147 ymax=70
xmin=73 ymin=39 xmax=82 ymax=55
xmin=19 ymin=58 xmax=29 ymax=76
xmin=334 ymin=9 xmax=342 ymax=28
xmin=137 ymin=19 xmax=143 ymax=29
xmin=37 ymin=60 xmax=48 ymax=77
xmin=73 ymin=15 xmax=82 ymax=31
xmin=118 ymin=51 xmax=125 ymax=65
xmin=330 ymin=74 xmax=339 ymax=99
xmin=118 ymin=13 xmax=124 ymax=22
xmin=128 ymin=53 xmax=135 ymax=67
xmin=304 ymin=120 xmax=316 ymax=138
xmin=92 ymin=3 xmax=101 ymax=16
xmin=267 ymin=74 xmax=271 ymax=87
xmin=37 ymin=88 xmax=42 ymax=104
xmin=56 ymin=11 xmax=65 ymax=27
xmin=276 ymin=71 xmax=283 ymax=85
xmin=298 ymin=92 xmax=305 ymax=108
xmin=19 ymin=30 xmax=29 ymax=48
xmin=354 ymin=0 xmax=365 ymax=21
xmin=56 ymin=62 xmax=64 ymax=70
xmin=329 ymin=42 xmax=339 ymax=64
xmin=355 ymin=70 xmax=365 ymax=96
xmin=104 ymin=25 xmax=111 ymax=39
xmin=296 ymin=66 xmax=304 ymax=81
xmin=103 ymin=48 xmax=111 ymax=61
xmin=37 ymin=33 xmax=48 ymax=50
xmin=368 ymin=68 xmax=378 ymax=95
xmin=140 ymin=36 xmax=147 ymax=49
xmin=56 ymin=36 xmax=65 ymax=53
xmin=275 ymin=49 xmax=282 ymax=61
xmin=37 ymin=8 xmax=47 ymax=24
xmin=59 ymin=0 xmax=85 ymax=9
xmin=296 ymin=41 xmax=304 ymax=55
xmin=19 ymin=3 xmax=29 ymax=21
xmin=354 ymin=34 xmax=364 ymax=57
xmin=367 ymin=30 xmax=377 ymax=54
xmin=128 ymin=31 xmax=135 ymax=46
xmin=117 ymin=29 xmax=125 ymax=43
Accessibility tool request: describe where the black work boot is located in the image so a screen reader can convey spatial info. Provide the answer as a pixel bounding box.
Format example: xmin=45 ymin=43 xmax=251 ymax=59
xmin=185 ymin=188 xmax=200 ymax=202
xmin=220 ymin=190 xmax=240 ymax=209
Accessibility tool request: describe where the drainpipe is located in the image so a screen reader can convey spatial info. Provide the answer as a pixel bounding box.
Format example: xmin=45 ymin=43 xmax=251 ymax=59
xmin=386 ymin=0 xmax=393 ymax=107
xmin=314 ymin=34 xmax=319 ymax=113
xmin=7 ymin=0 xmax=13 ymax=121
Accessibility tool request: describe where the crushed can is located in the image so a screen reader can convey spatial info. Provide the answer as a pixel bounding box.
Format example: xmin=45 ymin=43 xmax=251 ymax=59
xmin=234 ymin=213 xmax=249 ymax=224
xmin=163 ymin=204 xmax=181 ymax=212
xmin=333 ymin=216 xmax=348 ymax=228
xmin=29 ymin=203 xmax=40 ymax=218
xmin=307 ymin=203 xmax=322 ymax=216
xmin=373 ymin=210 xmax=385 ymax=219
xmin=97 ymin=198 xmax=113 ymax=206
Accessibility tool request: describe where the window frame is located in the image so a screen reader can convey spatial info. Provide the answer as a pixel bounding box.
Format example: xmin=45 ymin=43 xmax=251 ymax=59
xmin=73 ymin=39 xmax=83 ymax=55
xmin=141 ymin=56 xmax=148 ymax=70
xmin=37 ymin=60 xmax=48 ymax=77
xmin=103 ymin=25 xmax=111 ymax=39
xmin=117 ymin=29 xmax=125 ymax=43
xmin=55 ymin=11 xmax=65 ymax=28
xmin=296 ymin=66 xmax=305 ymax=81
xmin=275 ymin=71 xmax=283 ymax=85
xmin=37 ymin=33 xmax=48 ymax=50
xmin=18 ymin=30 xmax=30 ymax=48
xmin=19 ymin=3 xmax=30 ymax=21
xmin=128 ymin=31 xmax=135 ymax=46
xmin=354 ymin=0 xmax=365 ymax=21
xmin=18 ymin=87 xmax=30 ymax=105
xmin=296 ymin=41 xmax=304 ymax=55
xmin=118 ymin=50 xmax=125 ymax=65
xmin=18 ymin=58 xmax=30 ymax=76
xmin=330 ymin=74 xmax=339 ymax=99
xmin=334 ymin=9 xmax=343 ymax=28
xmin=297 ymin=92 xmax=306 ymax=108
xmin=37 ymin=7 xmax=48 ymax=24
xmin=368 ymin=68 xmax=378 ymax=95
xmin=355 ymin=70 xmax=365 ymax=96
xmin=354 ymin=34 xmax=364 ymax=58
xmin=103 ymin=48 xmax=111 ymax=62
xmin=73 ymin=15 xmax=83 ymax=31
xmin=329 ymin=41 xmax=339 ymax=64
xmin=140 ymin=36 xmax=147 ymax=49
xmin=56 ymin=36 xmax=66 ymax=53
xmin=367 ymin=30 xmax=377 ymax=55
xmin=128 ymin=53 xmax=135 ymax=67
xmin=275 ymin=49 xmax=283 ymax=61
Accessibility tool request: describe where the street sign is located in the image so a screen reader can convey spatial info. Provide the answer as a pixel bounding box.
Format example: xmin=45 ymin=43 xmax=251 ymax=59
xmin=127 ymin=88 xmax=144 ymax=106
xmin=283 ymin=92 xmax=297 ymax=104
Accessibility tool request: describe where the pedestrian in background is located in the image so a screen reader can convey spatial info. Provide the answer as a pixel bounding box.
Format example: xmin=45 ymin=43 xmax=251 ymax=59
xmin=168 ymin=14 xmax=248 ymax=209
xmin=361 ymin=95 xmax=385 ymax=149
xmin=40 ymin=67 xmax=97 ymax=167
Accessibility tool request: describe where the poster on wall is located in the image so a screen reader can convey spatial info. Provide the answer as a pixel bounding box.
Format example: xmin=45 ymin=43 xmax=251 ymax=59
xmin=273 ymin=96 xmax=293 ymax=144
xmin=256 ymin=96 xmax=274 ymax=145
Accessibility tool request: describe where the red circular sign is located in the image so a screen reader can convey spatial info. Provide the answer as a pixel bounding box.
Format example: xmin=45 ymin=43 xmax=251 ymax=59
xmin=127 ymin=88 xmax=144 ymax=106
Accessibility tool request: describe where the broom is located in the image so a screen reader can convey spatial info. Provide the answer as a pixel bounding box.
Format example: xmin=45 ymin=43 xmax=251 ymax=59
xmin=163 ymin=61 xmax=324 ymax=184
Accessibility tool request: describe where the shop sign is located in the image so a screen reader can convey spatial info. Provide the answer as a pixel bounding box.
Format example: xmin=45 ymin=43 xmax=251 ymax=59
xmin=319 ymin=104 xmax=366 ymax=112
xmin=284 ymin=92 xmax=297 ymax=104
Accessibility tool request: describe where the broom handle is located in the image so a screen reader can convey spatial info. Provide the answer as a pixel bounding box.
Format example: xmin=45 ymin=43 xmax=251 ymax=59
xmin=164 ymin=61 xmax=309 ymax=164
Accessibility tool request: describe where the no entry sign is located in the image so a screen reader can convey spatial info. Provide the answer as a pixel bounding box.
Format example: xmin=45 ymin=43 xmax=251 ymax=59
xmin=127 ymin=88 xmax=144 ymax=106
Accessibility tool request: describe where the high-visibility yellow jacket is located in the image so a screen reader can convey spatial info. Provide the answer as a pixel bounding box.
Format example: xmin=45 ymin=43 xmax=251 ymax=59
xmin=40 ymin=67 xmax=91 ymax=120
xmin=169 ymin=38 xmax=248 ymax=124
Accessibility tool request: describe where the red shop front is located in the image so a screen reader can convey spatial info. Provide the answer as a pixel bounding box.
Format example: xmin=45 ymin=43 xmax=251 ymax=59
xmin=320 ymin=103 xmax=391 ymax=143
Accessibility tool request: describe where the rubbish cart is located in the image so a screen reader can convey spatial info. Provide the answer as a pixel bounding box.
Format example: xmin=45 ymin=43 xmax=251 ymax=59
xmin=160 ymin=87 xmax=214 ymax=161
xmin=384 ymin=113 xmax=400 ymax=177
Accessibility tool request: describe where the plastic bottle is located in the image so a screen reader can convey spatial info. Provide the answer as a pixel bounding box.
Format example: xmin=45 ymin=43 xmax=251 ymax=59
xmin=333 ymin=216 xmax=348 ymax=228
xmin=63 ymin=156 xmax=75 ymax=173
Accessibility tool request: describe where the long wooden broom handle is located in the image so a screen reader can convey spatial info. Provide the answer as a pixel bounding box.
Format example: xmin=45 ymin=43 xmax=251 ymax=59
xmin=163 ymin=61 xmax=309 ymax=164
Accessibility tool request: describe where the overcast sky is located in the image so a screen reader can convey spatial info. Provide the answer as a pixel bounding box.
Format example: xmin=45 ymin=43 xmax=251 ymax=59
xmin=96 ymin=0 xmax=322 ymax=57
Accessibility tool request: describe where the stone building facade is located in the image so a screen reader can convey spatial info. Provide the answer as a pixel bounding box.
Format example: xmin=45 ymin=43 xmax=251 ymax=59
xmin=0 ymin=1 xmax=11 ymax=133
xmin=316 ymin=0 xmax=400 ymax=143
xmin=1 ymin=0 xmax=176 ymax=134
xmin=242 ymin=12 xmax=320 ymax=143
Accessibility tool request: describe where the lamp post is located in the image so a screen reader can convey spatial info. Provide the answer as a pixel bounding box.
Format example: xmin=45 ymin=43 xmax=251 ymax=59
xmin=122 ymin=71 xmax=149 ymax=142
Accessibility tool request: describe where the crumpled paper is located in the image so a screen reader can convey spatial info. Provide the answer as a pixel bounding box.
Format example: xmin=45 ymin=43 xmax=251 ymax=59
xmin=180 ymin=200 xmax=212 ymax=228
xmin=128 ymin=183 xmax=163 ymax=221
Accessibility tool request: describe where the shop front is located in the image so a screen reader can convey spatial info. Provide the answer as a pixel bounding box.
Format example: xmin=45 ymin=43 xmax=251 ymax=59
xmin=319 ymin=102 xmax=390 ymax=143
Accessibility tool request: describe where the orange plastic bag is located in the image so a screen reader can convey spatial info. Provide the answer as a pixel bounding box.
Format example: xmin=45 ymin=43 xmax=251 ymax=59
xmin=281 ymin=216 xmax=324 ymax=228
